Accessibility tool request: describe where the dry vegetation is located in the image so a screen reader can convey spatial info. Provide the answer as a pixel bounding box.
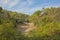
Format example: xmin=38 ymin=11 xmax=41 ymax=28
xmin=0 ymin=7 xmax=60 ymax=40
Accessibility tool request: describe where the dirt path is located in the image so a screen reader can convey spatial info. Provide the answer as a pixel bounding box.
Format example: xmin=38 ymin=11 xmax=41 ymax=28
xmin=17 ymin=23 xmax=36 ymax=33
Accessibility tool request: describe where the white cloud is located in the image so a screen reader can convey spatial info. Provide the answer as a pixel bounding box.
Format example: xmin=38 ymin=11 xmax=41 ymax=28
xmin=8 ymin=0 xmax=19 ymax=8
xmin=26 ymin=0 xmax=33 ymax=5
xmin=18 ymin=0 xmax=34 ymax=8
xmin=0 ymin=0 xmax=8 ymax=4
xmin=0 ymin=0 xmax=19 ymax=8
xmin=14 ymin=6 xmax=42 ymax=14
xmin=0 ymin=0 xmax=60 ymax=15
xmin=0 ymin=0 xmax=8 ymax=7
xmin=0 ymin=0 xmax=35 ymax=14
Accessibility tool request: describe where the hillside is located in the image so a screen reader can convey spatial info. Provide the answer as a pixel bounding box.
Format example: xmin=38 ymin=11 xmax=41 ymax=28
xmin=0 ymin=7 xmax=30 ymax=40
xmin=28 ymin=7 xmax=60 ymax=40
xmin=0 ymin=7 xmax=60 ymax=40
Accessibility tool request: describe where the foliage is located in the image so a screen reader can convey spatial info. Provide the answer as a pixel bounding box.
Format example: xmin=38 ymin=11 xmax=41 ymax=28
xmin=0 ymin=7 xmax=29 ymax=40
xmin=0 ymin=7 xmax=60 ymax=40
xmin=28 ymin=7 xmax=60 ymax=40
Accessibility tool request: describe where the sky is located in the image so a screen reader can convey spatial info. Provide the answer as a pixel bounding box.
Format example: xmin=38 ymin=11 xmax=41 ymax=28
xmin=0 ymin=0 xmax=60 ymax=14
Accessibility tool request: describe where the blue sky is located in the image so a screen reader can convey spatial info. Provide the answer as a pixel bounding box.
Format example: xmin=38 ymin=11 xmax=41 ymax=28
xmin=0 ymin=0 xmax=60 ymax=14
